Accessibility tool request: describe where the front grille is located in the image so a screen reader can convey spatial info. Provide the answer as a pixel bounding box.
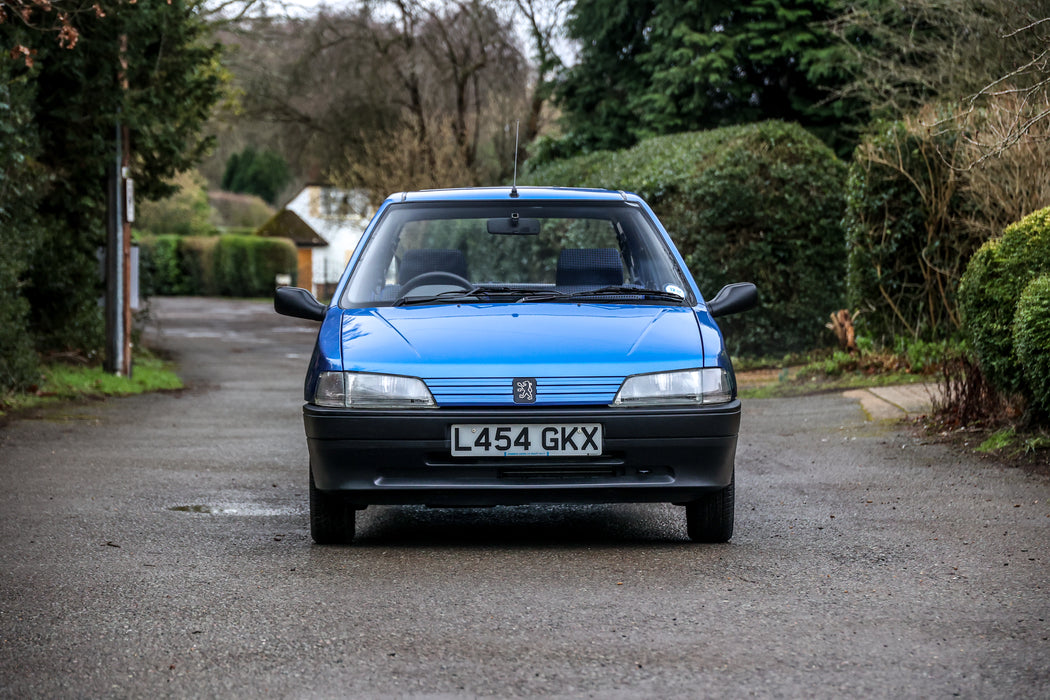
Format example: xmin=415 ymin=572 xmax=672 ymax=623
xmin=424 ymin=376 xmax=624 ymax=406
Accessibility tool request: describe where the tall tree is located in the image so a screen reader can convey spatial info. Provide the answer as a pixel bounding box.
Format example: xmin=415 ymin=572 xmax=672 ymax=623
xmin=550 ymin=0 xmax=657 ymax=155
xmin=550 ymin=0 xmax=859 ymax=158
xmin=2 ymin=0 xmax=223 ymax=353
xmin=511 ymin=0 xmax=570 ymax=147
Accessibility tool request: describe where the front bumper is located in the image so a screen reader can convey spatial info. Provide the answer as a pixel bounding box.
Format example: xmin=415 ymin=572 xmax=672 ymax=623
xmin=304 ymin=401 xmax=740 ymax=507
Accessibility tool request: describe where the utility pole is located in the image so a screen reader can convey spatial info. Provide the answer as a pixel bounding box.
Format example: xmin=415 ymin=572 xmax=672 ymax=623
xmin=105 ymin=34 xmax=132 ymax=377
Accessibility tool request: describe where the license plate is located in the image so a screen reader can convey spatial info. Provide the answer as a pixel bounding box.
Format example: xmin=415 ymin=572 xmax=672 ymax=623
xmin=451 ymin=423 xmax=602 ymax=457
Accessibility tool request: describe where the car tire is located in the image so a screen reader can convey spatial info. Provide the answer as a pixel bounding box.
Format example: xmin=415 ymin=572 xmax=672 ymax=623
xmin=685 ymin=472 xmax=734 ymax=543
xmin=309 ymin=466 xmax=356 ymax=544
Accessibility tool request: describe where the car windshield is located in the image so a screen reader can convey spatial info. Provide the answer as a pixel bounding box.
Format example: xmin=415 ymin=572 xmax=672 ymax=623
xmin=341 ymin=201 xmax=693 ymax=307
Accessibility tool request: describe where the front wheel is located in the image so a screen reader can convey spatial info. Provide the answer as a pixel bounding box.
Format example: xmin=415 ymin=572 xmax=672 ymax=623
xmin=309 ymin=466 xmax=356 ymax=544
xmin=685 ymin=472 xmax=734 ymax=543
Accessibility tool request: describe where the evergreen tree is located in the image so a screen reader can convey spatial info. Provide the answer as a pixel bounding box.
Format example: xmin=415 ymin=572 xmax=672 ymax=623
xmin=1 ymin=0 xmax=223 ymax=354
xmin=551 ymin=0 xmax=860 ymax=158
xmin=222 ymin=147 xmax=291 ymax=205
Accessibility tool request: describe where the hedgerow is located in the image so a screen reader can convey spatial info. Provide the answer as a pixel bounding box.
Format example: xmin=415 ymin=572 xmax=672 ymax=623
xmin=140 ymin=235 xmax=296 ymax=298
xmin=524 ymin=121 xmax=847 ymax=356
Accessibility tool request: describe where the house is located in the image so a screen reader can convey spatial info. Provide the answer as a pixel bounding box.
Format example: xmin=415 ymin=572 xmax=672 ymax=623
xmin=256 ymin=184 xmax=372 ymax=299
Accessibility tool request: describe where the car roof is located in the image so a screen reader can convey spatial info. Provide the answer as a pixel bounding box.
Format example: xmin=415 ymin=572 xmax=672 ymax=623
xmin=385 ymin=186 xmax=642 ymax=205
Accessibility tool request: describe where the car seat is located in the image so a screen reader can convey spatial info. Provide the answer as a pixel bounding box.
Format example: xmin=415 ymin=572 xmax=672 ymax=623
xmin=555 ymin=248 xmax=623 ymax=288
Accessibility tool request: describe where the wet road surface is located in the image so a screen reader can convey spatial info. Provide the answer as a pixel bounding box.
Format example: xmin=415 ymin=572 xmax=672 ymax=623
xmin=1 ymin=297 xmax=1048 ymax=698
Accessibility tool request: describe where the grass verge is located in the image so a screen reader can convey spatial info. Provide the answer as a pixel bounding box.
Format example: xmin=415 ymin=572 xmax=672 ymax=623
xmin=0 ymin=353 xmax=183 ymax=418
xmin=736 ymin=349 xmax=934 ymax=400
xmin=738 ymin=370 xmax=929 ymax=399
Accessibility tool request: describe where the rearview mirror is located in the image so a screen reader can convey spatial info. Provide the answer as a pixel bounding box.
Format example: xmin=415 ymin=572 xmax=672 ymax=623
xmin=275 ymin=286 xmax=326 ymax=321
xmin=707 ymin=282 xmax=758 ymax=318
xmin=487 ymin=216 xmax=540 ymax=235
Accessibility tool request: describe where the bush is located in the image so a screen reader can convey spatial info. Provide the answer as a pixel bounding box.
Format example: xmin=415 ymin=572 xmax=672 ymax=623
xmin=959 ymin=207 xmax=1050 ymax=397
xmin=846 ymin=103 xmax=1050 ymax=346
xmin=139 ymin=234 xmax=296 ymax=298
xmin=139 ymin=235 xmax=184 ymax=296
xmin=524 ymin=121 xmax=847 ymax=356
xmin=1014 ymin=275 xmax=1050 ymax=418
xmin=208 ymin=190 xmax=275 ymax=229
xmin=135 ymin=170 xmax=216 ymax=237
xmin=844 ymin=118 xmax=976 ymax=343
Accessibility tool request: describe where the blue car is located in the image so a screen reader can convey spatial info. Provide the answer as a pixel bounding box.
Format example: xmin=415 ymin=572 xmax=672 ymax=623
xmin=275 ymin=187 xmax=756 ymax=544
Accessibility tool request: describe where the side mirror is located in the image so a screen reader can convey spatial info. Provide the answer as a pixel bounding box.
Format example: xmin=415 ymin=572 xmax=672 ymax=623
xmin=706 ymin=282 xmax=757 ymax=318
xmin=275 ymin=286 xmax=326 ymax=322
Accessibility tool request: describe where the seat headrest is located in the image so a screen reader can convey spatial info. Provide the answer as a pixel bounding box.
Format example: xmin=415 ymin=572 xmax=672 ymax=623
xmin=399 ymin=249 xmax=468 ymax=284
xmin=555 ymin=248 xmax=623 ymax=287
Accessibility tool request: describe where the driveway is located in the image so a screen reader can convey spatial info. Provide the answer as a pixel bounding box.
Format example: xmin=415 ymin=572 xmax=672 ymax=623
xmin=1 ymin=297 xmax=1047 ymax=698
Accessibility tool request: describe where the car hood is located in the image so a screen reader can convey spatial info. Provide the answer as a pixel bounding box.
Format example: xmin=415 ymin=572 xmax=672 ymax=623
xmin=336 ymin=304 xmax=707 ymax=378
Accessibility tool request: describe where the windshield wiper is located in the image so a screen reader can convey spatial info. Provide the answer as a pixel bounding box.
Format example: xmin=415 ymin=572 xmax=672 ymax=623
xmin=561 ymin=285 xmax=687 ymax=303
xmin=392 ymin=285 xmax=685 ymax=306
xmin=393 ymin=289 xmax=477 ymax=307
xmin=392 ymin=286 xmax=561 ymax=307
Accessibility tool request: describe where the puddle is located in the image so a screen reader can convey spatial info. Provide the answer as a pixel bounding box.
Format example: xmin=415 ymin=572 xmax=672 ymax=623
xmin=168 ymin=504 xmax=294 ymax=516
xmin=170 ymin=505 xmax=213 ymax=513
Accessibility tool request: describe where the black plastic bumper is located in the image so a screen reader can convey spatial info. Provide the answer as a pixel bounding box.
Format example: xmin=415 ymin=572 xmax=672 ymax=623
xmin=304 ymin=401 xmax=740 ymax=507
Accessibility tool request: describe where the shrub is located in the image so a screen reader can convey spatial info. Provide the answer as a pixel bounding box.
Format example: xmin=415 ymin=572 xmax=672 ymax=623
xmin=844 ymin=117 xmax=973 ymax=343
xmin=135 ymin=170 xmax=216 ymax=236
xmin=958 ymin=207 xmax=1050 ymax=397
xmin=846 ymin=102 xmax=1050 ymax=346
xmin=139 ymin=235 xmax=185 ymax=296
xmin=524 ymin=121 xmax=847 ymax=356
xmin=208 ymin=190 xmax=275 ymax=229
xmin=1014 ymin=275 xmax=1050 ymax=418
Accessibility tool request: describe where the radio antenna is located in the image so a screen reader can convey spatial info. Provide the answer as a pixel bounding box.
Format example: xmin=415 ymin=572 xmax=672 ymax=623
xmin=510 ymin=120 xmax=520 ymax=198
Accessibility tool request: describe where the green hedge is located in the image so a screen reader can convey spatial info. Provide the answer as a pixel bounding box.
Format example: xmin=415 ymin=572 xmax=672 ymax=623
xmin=524 ymin=121 xmax=847 ymax=356
xmin=140 ymin=234 xmax=296 ymax=298
xmin=140 ymin=234 xmax=184 ymax=296
xmin=213 ymin=235 xmax=298 ymax=297
xmin=959 ymin=206 xmax=1050 ymax=399
xmin=1014 ymin=275 xmax=1050 ymax=418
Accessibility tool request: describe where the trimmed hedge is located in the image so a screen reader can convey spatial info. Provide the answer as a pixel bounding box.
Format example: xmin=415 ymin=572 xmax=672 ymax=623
xmin=140 ymin=234 xmax=295 ymax=298
xmin=213 ymin=235 xmax=298 ymax=297
xmin=1014 ymin=275 xmax=1050 ymax=418
xmin=524 ymin=121 xmax=847 ymax=356
xmin=959 ymin=206 xmax=1050 ymax=399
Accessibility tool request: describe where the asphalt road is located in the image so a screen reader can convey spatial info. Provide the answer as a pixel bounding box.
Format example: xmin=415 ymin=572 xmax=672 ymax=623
xmin=1 ymin=297 xmax=1048 ymax=698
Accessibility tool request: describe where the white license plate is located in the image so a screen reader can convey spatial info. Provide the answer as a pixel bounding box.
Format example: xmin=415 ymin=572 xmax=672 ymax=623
xmin=451 ymin=423 xmax=602 ymax=457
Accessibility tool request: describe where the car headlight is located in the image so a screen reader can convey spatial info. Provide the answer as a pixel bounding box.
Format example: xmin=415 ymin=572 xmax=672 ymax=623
xmin=314 ymin=371 xmax=436 ymax=408
xmin=611 ymin=368 xmax=733 ymax=406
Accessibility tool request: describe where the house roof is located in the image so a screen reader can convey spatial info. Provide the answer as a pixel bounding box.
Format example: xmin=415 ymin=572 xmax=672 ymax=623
xmin=255 ymin=209 xmax=326 ymax=247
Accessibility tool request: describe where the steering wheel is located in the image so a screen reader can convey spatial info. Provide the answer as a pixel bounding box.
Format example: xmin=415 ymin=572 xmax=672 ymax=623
xmin=398 ymin=271 xmax=474 ymax=296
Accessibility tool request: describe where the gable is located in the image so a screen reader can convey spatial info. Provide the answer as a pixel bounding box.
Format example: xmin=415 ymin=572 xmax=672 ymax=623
xmin=255 ymin=209 xmax=326 ymax=247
